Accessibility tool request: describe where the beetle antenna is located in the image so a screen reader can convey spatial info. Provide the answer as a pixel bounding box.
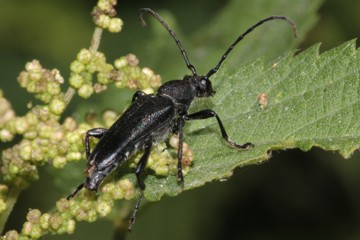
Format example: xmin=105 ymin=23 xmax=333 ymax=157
xmin=139 ymin=8 xmax=197 ymax=75
xmin=206 ymin=16 xmax=297 ymax=78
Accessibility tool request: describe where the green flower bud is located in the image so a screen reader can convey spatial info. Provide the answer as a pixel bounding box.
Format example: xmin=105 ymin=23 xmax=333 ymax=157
xmin=38 ymin=124 xmax=52 ymax=139
xmin=25 ymin=60 xmax=42 ymax=71
xmin=63 ymin=117 xmax=77 ymax=131
xmin=48 ymin=213 xmax=63 ymax=230
xmin=66 ymin=219 xmax=76 ymax=234
xmin=75 ymin=208 xmax=88 ymax=221
xmin=47 ymin=81 xmax=61 ymax=96
xmin=14 ymin=117 xmax=29 ymax=134
xmin=25 ymin=112 xmax=38 ymax=126
xmin=19 ymin=144 xmax=32 ymax=161
xmin=22 ymin=221 xmax=32 ymax=236
xmin=66 ymin=152 xmax=82 ymax=162
xmin=88 ymin=210 xmax=97 ymax=222
xmin=98 ymin=14 xmax=111 ymax=29
xmin=126 ymin=54 xmax=139 ymax=66
xmin=55 ymin=198 xmax=70 ymax=212
xmin=111 ymin=187 xmax=124 ymax=200
xmin=65 ymin=131 xmax=81 ymax=144
xmin=96 ymin=198 xmax=113 ymax=217
xmin=4 ymin=230 xmax=19 ymax=240
xmin=18 ymin=71 xmax=30 ymax=88
xmin=114 ymin=57 xmax=127 ymax=69
xmin=30 ymin=225 xmax=42 ymax=239
xmin=53 ymin=156 xmax=67 ymax=168
xmin=0 ymin=129 xmax=14 ymax=142
xmin=9 ymin=163 xmax=19 ymax=175
xmin=23 ymin=130 xmax=37 ymax=139
xmin=97 ymin=72 xmax=110 ymax=85
xmin=69 ymin=74 xmax=84 ymax=89
xmin=49 ymin=98 xmax=66 ymax=115
xmin=28 ymin=70 xmax=42 ymax=82
xmin=39 ymin=213 xmax=50 ymax=229
xmin=27 ymin=209 xmax=41 ymax=224
xmin=97 ymin=0 xmax=112 ymax=11
xmin=119 ymin=179 xmax=135 ymax=200
xmin=70 ymin=60 xmax=86 ymax=74
xmin=108 ymin=18 xmax=123 ymax=33
xmin=78 ymin=84 xmax=94 ymax=99
xmin=51 ymin=69 xmax=64 ymax=84
xmin=77 ymin=49 xmax=92 ymax=64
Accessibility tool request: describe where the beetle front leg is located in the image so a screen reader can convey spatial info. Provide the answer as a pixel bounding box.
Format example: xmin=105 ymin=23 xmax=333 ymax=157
xmin=184 ymin=109 xmax=254 ymax=149
xmin=85 ymin=128 xmax=108 ymax=161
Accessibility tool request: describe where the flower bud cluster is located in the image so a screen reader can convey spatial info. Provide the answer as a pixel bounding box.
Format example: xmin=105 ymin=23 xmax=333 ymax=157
xmin=4 ymin=179 xmax=135 ymax=239
xmin=92 ymin=0 xmax=123 ymax=33
xmin=0 ymin=63 xmax=87 ymax=189
xmin=0 ymin=90 xmax=16 ymax=142
xmin=17 ymin=60 xmax=65 ymax=113
xmin=0 ymin=109 xmax=89 ymax=189
xmin=69 ymin=49 xmax=162 ymax=99
xmin=113 ymin=54 xmax=162 ymax=91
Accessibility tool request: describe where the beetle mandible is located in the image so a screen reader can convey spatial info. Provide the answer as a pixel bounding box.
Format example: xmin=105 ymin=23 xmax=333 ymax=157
xmin=67 ymin=8 xmax=297 ymax=230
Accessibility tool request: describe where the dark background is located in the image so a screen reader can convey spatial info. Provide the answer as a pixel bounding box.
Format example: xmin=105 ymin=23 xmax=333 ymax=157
xmin=1 ymin=0 xmax=360 ymax=239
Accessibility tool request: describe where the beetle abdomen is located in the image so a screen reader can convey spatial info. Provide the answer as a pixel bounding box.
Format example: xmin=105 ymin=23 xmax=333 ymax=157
xmin=85 ymin=95 xmax=176 ymax=191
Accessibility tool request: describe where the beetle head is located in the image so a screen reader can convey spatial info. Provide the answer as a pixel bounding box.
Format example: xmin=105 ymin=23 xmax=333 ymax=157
xmin=184 ymin=74 xmax=215 ymax=98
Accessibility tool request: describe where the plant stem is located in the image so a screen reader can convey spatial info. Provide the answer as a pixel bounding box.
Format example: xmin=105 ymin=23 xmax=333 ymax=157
xmin=64 ymin=26 xmax=103 ymax=106
xmin=90 ymin=27 xmax=103 ymax=52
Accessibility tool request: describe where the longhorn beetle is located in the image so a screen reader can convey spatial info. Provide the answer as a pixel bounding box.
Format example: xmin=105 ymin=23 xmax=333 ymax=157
xmin=67 ymin=8 xmax=297 ymax=230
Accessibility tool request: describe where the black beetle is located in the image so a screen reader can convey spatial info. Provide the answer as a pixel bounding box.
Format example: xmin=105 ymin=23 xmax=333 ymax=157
xmin=68 ymin=8 xmax=297 ymax=230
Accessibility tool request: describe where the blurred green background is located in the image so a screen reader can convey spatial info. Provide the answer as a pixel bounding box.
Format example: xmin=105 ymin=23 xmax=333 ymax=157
xmin=1 ymin=0 xmax=360 ymax=239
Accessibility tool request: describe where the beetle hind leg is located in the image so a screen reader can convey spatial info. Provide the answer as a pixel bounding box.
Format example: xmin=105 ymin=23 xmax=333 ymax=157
xmin=184 ymin=109 xmax=254 ymax=149
xmin=128 ymin=142 xmax=153 ymax=231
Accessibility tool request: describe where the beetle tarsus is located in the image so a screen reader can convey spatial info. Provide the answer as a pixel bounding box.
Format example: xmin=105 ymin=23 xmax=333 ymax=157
xmin=128 ymin=191 xmax=144 ymax=232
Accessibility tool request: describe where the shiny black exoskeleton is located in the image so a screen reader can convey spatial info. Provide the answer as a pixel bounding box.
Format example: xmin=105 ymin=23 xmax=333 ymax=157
xmin=67 ymin=8 xmax=297 ymax=230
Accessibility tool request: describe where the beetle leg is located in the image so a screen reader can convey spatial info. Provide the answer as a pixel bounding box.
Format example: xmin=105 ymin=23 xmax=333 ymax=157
xmin=85 ymin=128 xmax=108 ymax=161
xmin=67 ymin=183 xmax=84 ymax=200
xmin=129 ymin=141 xmax=153 ymax=231
xmin=128 ymin=191 xmax=143 ymax=232
xmin=135 ymin=142 xmax=153 ymax=190
xmin=132 ymin=90 xmax=147 ymax=103
xmin=176 ymin=118 xmax=185 ymax=186
xmin=184 ymin=109 xmax=254 ymax=149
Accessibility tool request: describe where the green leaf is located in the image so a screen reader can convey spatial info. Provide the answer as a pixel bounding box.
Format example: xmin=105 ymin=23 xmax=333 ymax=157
xmin=144 ymin=40 xmax=360 ymax=201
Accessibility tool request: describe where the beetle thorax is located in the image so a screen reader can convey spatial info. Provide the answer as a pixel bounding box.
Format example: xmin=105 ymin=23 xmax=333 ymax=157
xmin=157 ymin=74 xmax=215 ymax=113
xmin=157 ymin=79 xmax=196 ymax=112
